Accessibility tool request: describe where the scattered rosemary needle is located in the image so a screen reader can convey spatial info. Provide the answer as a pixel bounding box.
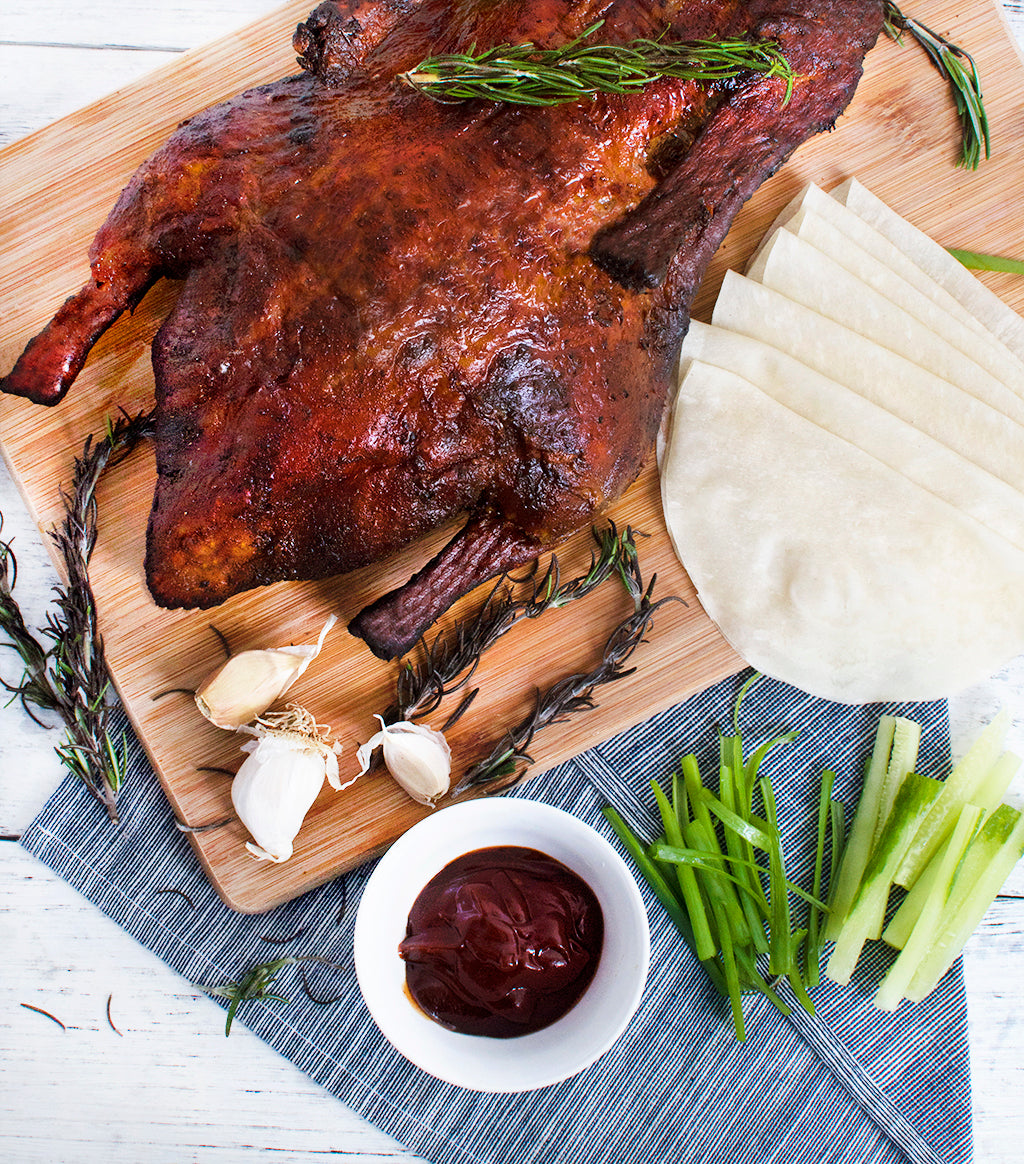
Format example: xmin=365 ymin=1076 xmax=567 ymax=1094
xmin=258 ymin=924 xmax=308 ymax=945
xmin=0 ymin=409 xmax=156 ymax=822
xmin=106 ymin=994 xmax=123 ymax=1037
xmin=883 ymin=2 xmax=989 ymax=169
xmin=174 ymin=814 xmax=234 ymax=835
xmin=153 ymin=886 xmax=198 ymax=909
xmin=20 ymin=1002 xmax=67 ymax=1030
xmin=399 ymin=20 xmax=794 ymax=106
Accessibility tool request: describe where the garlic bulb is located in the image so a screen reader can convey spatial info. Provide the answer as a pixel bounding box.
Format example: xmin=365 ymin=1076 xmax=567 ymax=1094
xmin=196 ymin=615 xmax=336 ymax=730
xmin=231 ymin=705 xmax=349 ymax=863
xmin=356 ymin=716 xmax=452 ymax=806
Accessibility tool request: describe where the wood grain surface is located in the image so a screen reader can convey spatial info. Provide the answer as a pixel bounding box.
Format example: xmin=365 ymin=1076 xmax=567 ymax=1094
xmin=2 ymin=0 xmax=1024 ymax=913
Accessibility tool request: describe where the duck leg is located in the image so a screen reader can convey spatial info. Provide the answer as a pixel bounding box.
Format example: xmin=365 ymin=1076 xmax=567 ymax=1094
xmin=2 ymin=265 xmax=160 ymax=406
xmin=349 ymin=510 xmax=545 ymax=660
xmin=590 ymin=0 xmax=886 ymax=293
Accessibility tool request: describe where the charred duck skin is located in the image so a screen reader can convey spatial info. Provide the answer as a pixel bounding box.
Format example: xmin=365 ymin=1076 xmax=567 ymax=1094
xmin=1 ymin=0 xmax=884 ymax=659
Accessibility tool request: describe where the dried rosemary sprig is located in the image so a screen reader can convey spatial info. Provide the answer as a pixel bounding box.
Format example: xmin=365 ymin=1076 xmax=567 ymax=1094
xmin=0 ymin=409 xmax=156 ymax=822
xmin=400 ymin=20 xmax=794 ymax=106
xmin=387 ymin=522 xmax=644 ymax=726
xmin=883 ymin=2 xmax=989 ymax=169
xmin=454 ymin=558 xmax=681 ymax=794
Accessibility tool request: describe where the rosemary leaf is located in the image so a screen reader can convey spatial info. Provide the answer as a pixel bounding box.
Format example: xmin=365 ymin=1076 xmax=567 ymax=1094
xmin=203 ymin=956 xmax=296 ymax=1035
xmin=19 ymin=1002 xmax=67 ymax=1031
xmin=884 ymin=2 xmax=989 ymax=169
xmin=200 ymin=954 xmax=345 ymax=1035
xmin=106 ymin=994 xmax=123 ymax=1037
xmin=400 ymin=20 xmax=794 ymax=106
xmin=0 ymin=528 xmax=60 ymax=722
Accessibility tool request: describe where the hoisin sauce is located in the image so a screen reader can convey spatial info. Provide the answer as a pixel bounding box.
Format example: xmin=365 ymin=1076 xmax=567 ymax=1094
xmin=399 ymin=845 xmax=604 ymax=1038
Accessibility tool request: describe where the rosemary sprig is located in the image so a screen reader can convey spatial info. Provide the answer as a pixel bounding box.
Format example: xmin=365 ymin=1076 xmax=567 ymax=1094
xmin=883 ymin=2 xmax=989 ymax=169
xmin=454 ymin=560 xmax=681 ymax=794
xmin=400 ymin=20 xmax=794 ymax=106
xmin=202 ymin=956 xmax=295 ymax=1036
xmin=0 ymin=526 xmax=55 ymax=723
xmin=0 ymin=409 xmax=156 ymax=822
xmin=201 ymin=954 xmax=344 ymax=1035
xmin=387 ymin=522 xmax=644 ymax=725
xmin=402 ymin=7 xmax=988 ymax=171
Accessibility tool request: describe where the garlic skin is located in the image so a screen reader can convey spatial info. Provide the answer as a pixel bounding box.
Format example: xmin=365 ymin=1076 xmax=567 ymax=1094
xmin=231 ymin=705 xmax=348 ymax=863
xmin=356 ymin=716 xmax=452 ymax=806
xmin=196 ymin=615 xmax=336 ymax=730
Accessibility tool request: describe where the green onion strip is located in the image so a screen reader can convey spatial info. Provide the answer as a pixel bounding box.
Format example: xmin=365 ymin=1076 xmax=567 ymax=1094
xmin=602 ymin=675 xmax=842 ymax=1040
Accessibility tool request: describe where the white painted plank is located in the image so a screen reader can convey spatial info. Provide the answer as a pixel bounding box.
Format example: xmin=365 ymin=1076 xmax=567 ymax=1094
xmin=2 ymin=2 xmax=281 ymax=52
xmin=0 ymin=45 xmax=176 ymax=147
xmin=0 ymin=844 xmax=421 ymax=1163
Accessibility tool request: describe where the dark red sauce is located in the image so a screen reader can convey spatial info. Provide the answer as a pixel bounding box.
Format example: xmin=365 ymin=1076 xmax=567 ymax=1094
xmin=398 ymin=845 xmax=604 ymax=1038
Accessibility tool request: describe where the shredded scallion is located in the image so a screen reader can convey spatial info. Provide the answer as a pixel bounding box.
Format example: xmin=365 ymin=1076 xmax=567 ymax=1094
xmin=602 ymin=674 xmax=837 ymax=1040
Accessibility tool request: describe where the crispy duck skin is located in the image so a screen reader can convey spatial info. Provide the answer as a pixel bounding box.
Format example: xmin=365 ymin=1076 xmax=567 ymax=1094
xmin=1 ymin=0 xmax=884 ymax=660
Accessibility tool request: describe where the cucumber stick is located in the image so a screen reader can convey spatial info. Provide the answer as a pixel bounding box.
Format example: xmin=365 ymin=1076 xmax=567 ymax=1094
xmin=973 ymin=750 xmax=1022 ymax=811
xmin=873 ymin=803 xmax=983 ymax=1012
xmin=823 ymin=715 xmax=896 ymax=942
xmin=894 ymin=709 xmax=1009 ymax=888
xmin=873 ymin=717 xmax=922 ymax=848
xmin=825 ymin=771 xmax=941 ymax=987
xmin=905 ymin=804 xmax=1024 ymax=1002
xmin=883 ymin=750 xmax=1021 ymax=949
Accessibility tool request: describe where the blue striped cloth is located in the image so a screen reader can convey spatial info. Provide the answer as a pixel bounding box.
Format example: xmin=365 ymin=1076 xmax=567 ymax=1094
xmin=20 ymin=671 xmax=971 ymax=1164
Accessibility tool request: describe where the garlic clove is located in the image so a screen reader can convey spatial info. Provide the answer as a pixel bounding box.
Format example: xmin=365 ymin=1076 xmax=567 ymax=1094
xmin=230 ymin=704 xmax=343 ymax=862
xmin=231 ymin=735 xmax=324 ymax=862
xmin=357 ymin=716 xmax=452 ymax=807
xmin=195 ymin=615 xmax=336 ymax=729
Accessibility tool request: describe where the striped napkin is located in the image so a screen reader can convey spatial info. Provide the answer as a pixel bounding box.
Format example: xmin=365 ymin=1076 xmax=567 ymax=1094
xmin=20 ymin=671 xmax=971 ymax=1164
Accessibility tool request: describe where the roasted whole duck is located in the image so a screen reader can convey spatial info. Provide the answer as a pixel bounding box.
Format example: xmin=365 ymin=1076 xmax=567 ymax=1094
xmin=1 ymin=0 xmax=884 ymax=659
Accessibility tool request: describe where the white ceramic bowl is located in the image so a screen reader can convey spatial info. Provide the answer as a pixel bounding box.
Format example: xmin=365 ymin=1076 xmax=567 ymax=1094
xmin=353 ymin=797 xmax=650 ymax=1092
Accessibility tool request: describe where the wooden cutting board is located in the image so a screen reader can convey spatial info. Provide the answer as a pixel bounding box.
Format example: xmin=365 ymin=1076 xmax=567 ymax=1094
xmin=2 ymin=0 xmax=1023 ymax=913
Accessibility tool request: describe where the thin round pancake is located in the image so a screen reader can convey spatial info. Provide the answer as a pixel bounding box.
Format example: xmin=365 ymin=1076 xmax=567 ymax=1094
xmin=661 ymin=359 xmax=1024 ymax=703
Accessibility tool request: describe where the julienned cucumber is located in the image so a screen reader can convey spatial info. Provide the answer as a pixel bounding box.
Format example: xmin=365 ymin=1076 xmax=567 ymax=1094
xmin=904 ymin=805 xmax=1024 ymax=1002
xmin=822 ymin=715 xmax=897 ymax=943
xmin=882 ymin=749 xmax=1020 ymax=949
xmin=825 ymin=711 xmax=1023 ymax=1010
xmin=873 ymin=803 xmax=982 ymax=1012
xmin=823 ymin=714 xmax=921 ymax=943
xmin=894 ymin=710 xmax=1010 ymax=888
xmin=825 ymin=771 xmax=940 ymax=987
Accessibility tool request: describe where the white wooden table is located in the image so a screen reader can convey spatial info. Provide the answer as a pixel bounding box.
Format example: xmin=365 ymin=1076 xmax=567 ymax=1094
xmin=2 ymin=4 xmax=1023 ymax=1160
